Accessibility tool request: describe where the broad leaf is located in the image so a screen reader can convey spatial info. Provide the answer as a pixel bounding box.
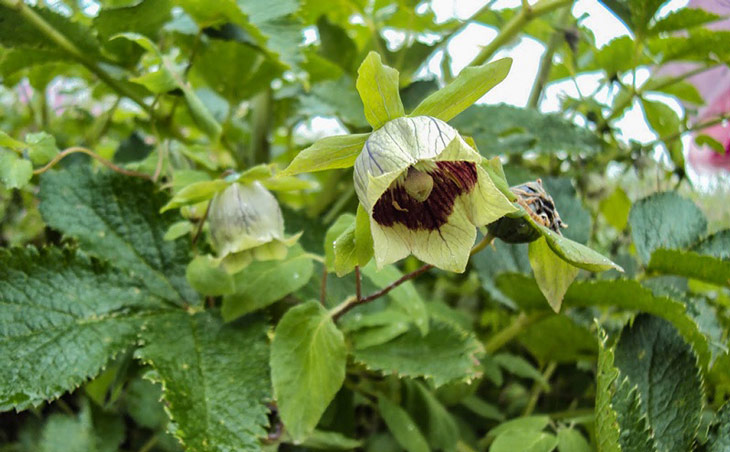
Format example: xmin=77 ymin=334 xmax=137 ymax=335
xmin=490 ymin=430 xmax=557 ymax=452
xmin=693 ymin=229 xmax=730 ymax=259
xmin=614 ymin=314 xmax=703 ymax=452
xmin=648 ymin=249 xmax=730 ymax=288
xmin=222 ymin=245 xmax=314 ymax=321
xmin=352 ymin=320 xmax=482 ymax=387
xmin=410 ymin=58 xmax=512 ymax=122
xmin=528 ymin=236 xmax=579 ymax=312
xmin=556 ymin=428 xmax=591 ymax=452
xmin=629 ymin=192 xmax=707 ymax=264
xmin=536 ymin=223 xmax=621 ymax=272
xmin=25 ymin=132 xmax=58 ymax=165
xmin=0 ymin=248 xmax=168 ymax=411
xmin=356 ymin=51 xmax=405 ymax=129
xmin=497 ymin=276 xmax=714 ymax=368
xmin=271 ymin=301 xmax=347 ymax=442
xmin=519 ymin=315 xmax=597 ymax=363
xmin=612 ymin=376 xmax=658 ymax=452
xmin=40 ymin=167 xmax=198 ymax=304
xmin=281 ymin=133 xmax=370 ymax=175
xmin=135 ymin=311 xmax=271 ymax=451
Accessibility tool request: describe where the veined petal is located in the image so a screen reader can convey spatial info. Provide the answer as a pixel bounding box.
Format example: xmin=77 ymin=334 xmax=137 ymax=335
xmin=355 ymin=116 xmax=458 ymax=209
xmin=370 ymin=196 xmax=477 ymax=272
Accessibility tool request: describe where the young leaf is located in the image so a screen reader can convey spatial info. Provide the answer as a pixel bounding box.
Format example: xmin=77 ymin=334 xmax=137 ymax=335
xmin=535 ymin=222 xmax=622 ymax=272
xmin=271 ymin=301 xmax=347 ymax=442
xmin=614 ymin=314 xmax=703 ymax=452
xmin=136 ymin=311 xmax=271 ymax=451
xmin=0 ymin=248 xmax=168 ymax=411
xmin=0 ymin=151 xmax=32 ymax=189
xmin=410 ymin=57 xmax=512 ymax=122
xmin=629 ymin=192 xmax=708 ymax=264
xmin=25 ymin=131 xmax=59 ymax=165
xmin=222 ymin=245 xmax=314 ymax=321
xmin=378 ymin=396 xmax=430 ymax=452
xmin=528 ymin=236 xmax=579 ymax=312
xmin=40 ymin=167 xmax=198 ymax=304
xmin=281 ymin=133 xmax=370 ymax=175
xmin=352 ymin=320 xmax=482 ymax=387
xmin=332 ymin=205 xmax=373 ymax=276
xmin=356 ymin=51 xmax=405 ymax=129
xmin=160 ymin=179 xmax=228 ymax=212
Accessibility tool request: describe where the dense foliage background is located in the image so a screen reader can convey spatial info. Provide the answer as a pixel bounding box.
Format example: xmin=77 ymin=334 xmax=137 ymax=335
xmin=1 ymin=0 xmax=730 ymax=451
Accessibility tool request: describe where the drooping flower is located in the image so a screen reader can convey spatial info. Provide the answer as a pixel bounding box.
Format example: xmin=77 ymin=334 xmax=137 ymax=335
xmin=353 ymin=116 xmax=516 ymax=272
xmin=208 ymin=181 xmax=299 ymax=273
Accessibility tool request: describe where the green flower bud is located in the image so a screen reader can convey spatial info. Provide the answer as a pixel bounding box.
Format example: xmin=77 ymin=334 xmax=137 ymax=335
xmin=353 ymin=116 xmax=517 ymax=272
xmin=208 ymin=181 xmax=298 ymax=273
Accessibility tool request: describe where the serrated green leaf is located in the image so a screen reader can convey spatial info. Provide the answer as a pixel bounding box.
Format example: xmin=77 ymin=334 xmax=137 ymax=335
xmin=360 ymin=262 xmax=429 ymax=335
xmin=557 ymin=428 xmax=591 ymax=452
xmin=39 ymin=167 xmax=198 ymax=304
xmin=693 ymin=230 xmax=730 ymax=259
xmin=519 ymin=315 xmax=597 ymax=363
xmin=271 ymin=301 xmax=346 ymax=442
xmin=451 ymin=104 xmax=601 ymax=157
xmin=529 ymin=236 xmax=579 ymax=312
xmin=0 ymin=248 xmax=168 ymax=412
xmin=648 ymin=249 xmax=730 ymax=288
xmin=222 ymin=245 xmax=314 ymax=321
xmin=595 ymin=326 xmax=621 ymax=452
xmin=185 ymin=254 xmax=235 ymax=296
xmin=614 ymin=314 xmax=702 ymax=452
xmin=136 ymin=311 xmax=271 ymax=451
xmin=0 ymin=151 xmax=33 ymax=189
xmin=282 ymin=133 xmax=370 ymax=175
xmin=356 ymin=51 xmax=405 ymax=129
xmin=124 ymin=377 xmax=168 ymax=430
xmin=612 ymin=376 xmax=658 ymax=452
xmin=352 ymin=320 xmax=482 ymax=387
xmin=497 ymin=276 xmax=714 ymax=369
xmin=629 ymin=192 xmax=708 ymax=264
xmin=378 ymin=396 xmax=430 ymax=452
xmin=709 ymin=403 xmax=730 ymax=452
xmin=490 ymin=430 xmax=557 ymax=452
xmin=410 ymin=57 xmax=511 ymax=122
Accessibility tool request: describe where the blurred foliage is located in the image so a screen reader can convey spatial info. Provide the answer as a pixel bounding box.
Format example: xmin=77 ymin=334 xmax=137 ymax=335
xmin=1 ymin=0 xmax=730 ymax=451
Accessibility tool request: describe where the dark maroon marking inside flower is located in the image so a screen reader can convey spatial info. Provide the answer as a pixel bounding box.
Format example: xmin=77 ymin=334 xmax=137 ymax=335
xmin=372 ymin=161 xmax=478 ymax=231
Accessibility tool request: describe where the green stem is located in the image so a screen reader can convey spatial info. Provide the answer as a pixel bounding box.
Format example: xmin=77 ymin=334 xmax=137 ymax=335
xmin=484 ymin=311 xmax=549 ymax=354
xmin=522 ymin=361 xmax=557 ymax=416
xmin=469 ymin=0 xmax=573 ymax=67
xmin=527 ymin=6 xmax=572 ymax=108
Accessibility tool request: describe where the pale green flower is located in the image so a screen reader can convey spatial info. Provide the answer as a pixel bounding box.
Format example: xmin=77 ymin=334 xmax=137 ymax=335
xmin=354 ymin=116 xmax=517 ymax=272
xmin=208 ymin=181 xmax=298 ymax=273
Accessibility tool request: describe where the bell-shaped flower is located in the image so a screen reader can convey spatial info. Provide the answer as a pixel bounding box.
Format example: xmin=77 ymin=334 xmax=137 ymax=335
xmin=208 ymin=181 xmax=299 ymax=273
xmin=354 ymin=116 xmax=517 ymax=272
